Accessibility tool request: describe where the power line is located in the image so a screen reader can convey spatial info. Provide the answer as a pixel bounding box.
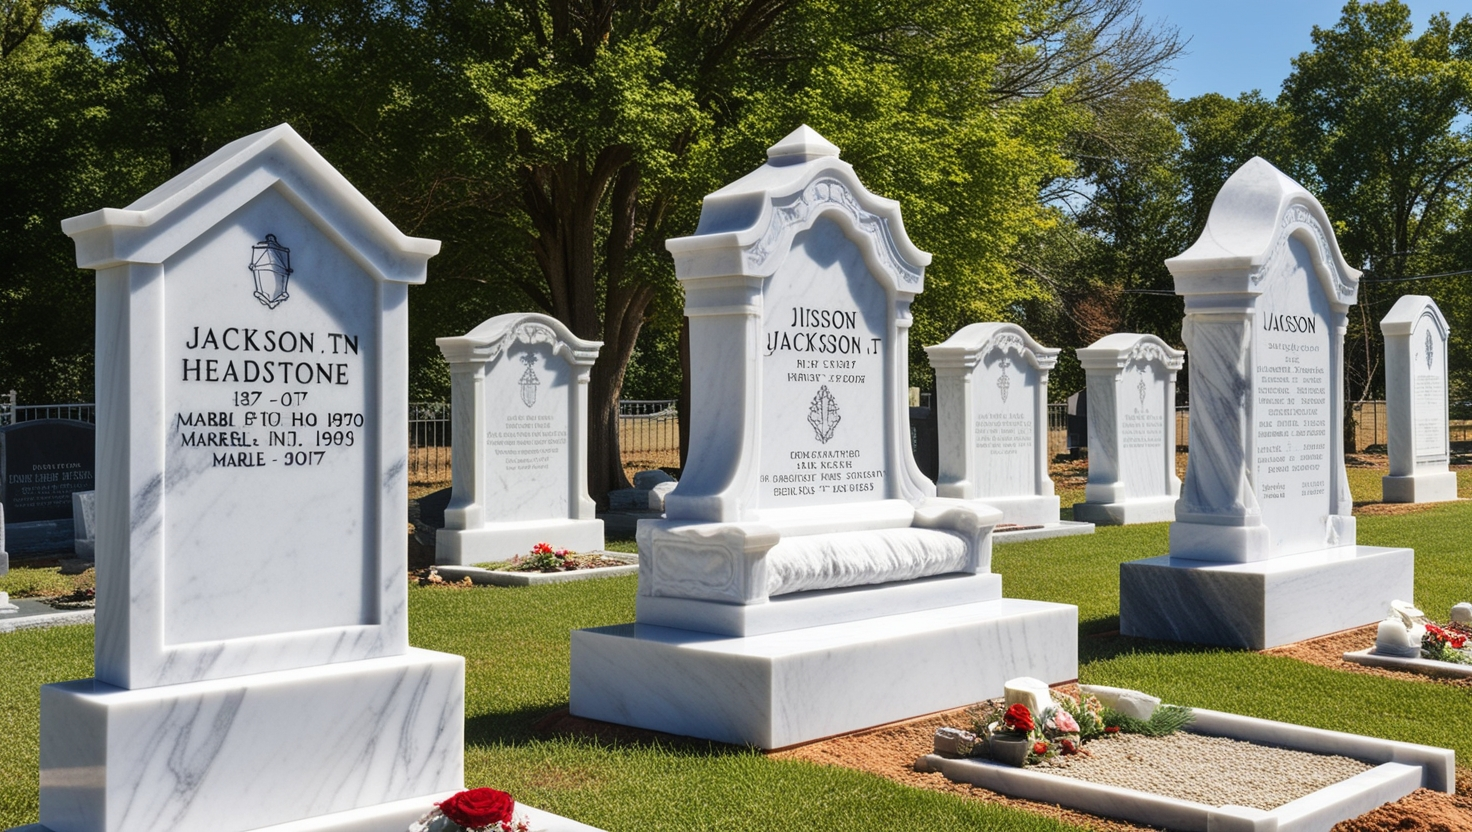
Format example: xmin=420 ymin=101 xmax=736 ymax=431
xmin=1362 ymin=267 xmax=1472 ymax=284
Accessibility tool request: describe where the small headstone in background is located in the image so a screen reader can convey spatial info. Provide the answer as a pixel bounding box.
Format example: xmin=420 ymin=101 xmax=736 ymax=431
xmin=71 ymin=490 xmax=95 ymax=558
xmin=435 ymin=313 xmax=604 ymax=564
xmin=1381 ymin=295 xmax=1457 ymax=503
xmin=1072 ymin=334 xmax=1184 ymax=525
xmin=0 ymin=418 xmax=94 ymax=554
xmin=1451 ymin=603 xmax=1472 ymax=625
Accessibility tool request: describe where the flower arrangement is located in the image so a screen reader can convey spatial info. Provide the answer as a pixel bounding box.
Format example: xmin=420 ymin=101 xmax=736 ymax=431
xmin=512 ymin=542 xmax=571 ymax=572
xmin=1422 ymin=623 xmax=1471 ymax=665
xmin=410 ymin=788 xmax=531 ymax=832
xmin=963 ymin=690 xmax=1193 ymax=767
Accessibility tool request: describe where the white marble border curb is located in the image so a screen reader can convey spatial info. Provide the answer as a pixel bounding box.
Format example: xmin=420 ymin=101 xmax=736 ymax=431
xmin=918 ymin=707 xmax=1453 ymax=832
xmin=0 ymin=609 xmax=94 ymax=635
xmin=437 ymin=554 xmax=637 ymax=587
xmin=1342 ymin=648 xmax=1472 ymax=679
xmin=992 ymin=521 xmax=1095 ymax=544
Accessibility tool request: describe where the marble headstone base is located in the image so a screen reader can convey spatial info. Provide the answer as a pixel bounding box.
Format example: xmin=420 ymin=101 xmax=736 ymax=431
xmin=10 ymin=801 xmax=610 ymax=832
xmin=40 ymin=648 xmax=465 ymax=832
xmin=1119 ymin=546 xmax=1414 ymax=650
xmin=6 ymin=520 xmax=75 ymax=555
xmin=435 ymin=518 xmax=604 ymax=565
xmin=963 ymin=494 xmax=1060 ymax=527
xmin=1072 ymin=495 xmax=1177 ymax=526
xmin=1382 ymin=471 xmax=1458 ymax=504
xmin=992 ymin=521 xmax=1095 ymax=543
xmin=569 ymin=597 xmax=1077 ymax=749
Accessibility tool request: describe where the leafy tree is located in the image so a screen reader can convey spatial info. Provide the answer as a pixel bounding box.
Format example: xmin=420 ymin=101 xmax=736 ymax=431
xmin=1281 ymin=0 xmax=1472 ymax=400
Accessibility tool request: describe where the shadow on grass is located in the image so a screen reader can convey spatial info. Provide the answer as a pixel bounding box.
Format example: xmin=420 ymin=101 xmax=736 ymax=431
xmin=465 ymin=706 xmax=756 ymax=759
xmin=1078 ymin=618 xmax=1252 ymax=665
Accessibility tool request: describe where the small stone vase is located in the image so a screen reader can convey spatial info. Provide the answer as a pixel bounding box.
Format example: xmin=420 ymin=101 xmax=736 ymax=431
xmin=987 ymin=734 xmax=1031 ymax=767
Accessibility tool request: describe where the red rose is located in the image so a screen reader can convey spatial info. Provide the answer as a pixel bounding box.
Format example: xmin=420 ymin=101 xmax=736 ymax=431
xmin=1032 ymin=741 xmax=1048 ymax=755
xmin=1104 ymin=726 xmax=1120 ymax=734
xmin=1003 ymin=703 xmax=1034 ymax=732
xmin=438 ymin=788 xmax=515 ymax=830
xmin=1060 ymin=738 xmax=1076 ymax=755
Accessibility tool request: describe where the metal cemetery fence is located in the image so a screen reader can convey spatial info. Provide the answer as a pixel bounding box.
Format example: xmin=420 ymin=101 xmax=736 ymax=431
xmin=0 ymin=392 xmax=96 ymax=426
xmin=407 ymin=398 xmax=684 ymax=488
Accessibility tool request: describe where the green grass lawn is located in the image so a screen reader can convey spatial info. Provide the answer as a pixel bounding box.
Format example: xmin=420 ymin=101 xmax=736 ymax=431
xmin=1 ymin=468 xmax=1469 ymax=830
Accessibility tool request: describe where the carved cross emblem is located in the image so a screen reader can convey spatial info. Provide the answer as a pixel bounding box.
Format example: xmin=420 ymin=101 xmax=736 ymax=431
xmin=518 ymin=353 xmax=540 ymax=408
xmin=808 ymin=385 xmax=841 ymax=444
xmin=997 ymin=357 xmax=1012 ymax=403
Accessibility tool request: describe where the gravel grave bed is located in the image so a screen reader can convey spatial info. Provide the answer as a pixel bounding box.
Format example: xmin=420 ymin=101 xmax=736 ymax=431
xmin=1036 ymin=731 xmax=1373 ymax=810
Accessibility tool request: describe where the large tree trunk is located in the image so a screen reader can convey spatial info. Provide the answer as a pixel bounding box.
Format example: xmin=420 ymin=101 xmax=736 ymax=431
xmin=521 ymin=150 xmax=654 ymax=507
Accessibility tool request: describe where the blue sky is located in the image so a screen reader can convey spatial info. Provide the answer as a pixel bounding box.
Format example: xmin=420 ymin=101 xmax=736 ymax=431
xmin=1138 ymin=0 xmax=1472 ymax=100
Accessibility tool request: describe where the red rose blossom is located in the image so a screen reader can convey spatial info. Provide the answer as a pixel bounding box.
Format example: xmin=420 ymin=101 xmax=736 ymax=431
xmin=1003 ymin=703 xmax=1034 ymax=732
xmin=1104 ymin=726 xmax=1120 ymax=734
xmin=438 ymin=788 xmax=515 ymax=830
xmin=1032 ymin=741 xmax=1048 ymax=755
xmin=1060 ymin=738 xmax=1077 ymax=755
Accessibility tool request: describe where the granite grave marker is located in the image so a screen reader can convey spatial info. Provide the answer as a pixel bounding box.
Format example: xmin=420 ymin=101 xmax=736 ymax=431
xmin=0 ymin=419 xmax=94 ymax=553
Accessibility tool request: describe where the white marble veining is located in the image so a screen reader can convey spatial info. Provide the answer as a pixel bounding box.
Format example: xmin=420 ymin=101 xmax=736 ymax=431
xmin=56 ymin=125 xmax=468 ymax=832
xmin=65 ymin=123 xmax=434 ymax=689
xmin=1165 ymin=158 xmax=1358 ymax=563
xmin=1119 ymin=158 xmax=1416 ymax=648
xmin=1072 ymin=334 xmax=1183 ymax=526
xmin=1119 ymin=546 xmax=1414 ymax=649
xmin=635 ymin=572 xmax=1003 ymax=636
xmin=1381 ymin=296 xmax=1457 ymax=503
xmin=571 ymin=598 xmax=1077 ymax=749
xmin=435 ymin=313 xmax=603 ymax=565
xmin=40 ymin=649 xmax=465 ymax=832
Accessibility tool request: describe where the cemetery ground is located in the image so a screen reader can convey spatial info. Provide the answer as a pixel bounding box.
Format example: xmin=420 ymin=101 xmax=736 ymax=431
xmin=2 ymin=460 xmax=1472 ymax=830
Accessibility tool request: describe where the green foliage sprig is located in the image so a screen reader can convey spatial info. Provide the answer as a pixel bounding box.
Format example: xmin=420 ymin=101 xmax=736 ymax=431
xmin=1102 ymin=704 xmax=1194 ymax=737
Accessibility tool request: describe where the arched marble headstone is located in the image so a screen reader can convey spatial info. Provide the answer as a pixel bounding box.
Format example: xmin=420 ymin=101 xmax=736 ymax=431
xmin=1072 ymin=333 xmax=1184 ymax=525
xmin=569 ymin=126 xmax=1076 ymax=750
xmin=1381 ymin=295 xmax=1456 ymax=503
xmin=926 ymin=323 xmax=1093 ymax=538
xmin=1119 ymin=157 xmax=1413 ymax=649
xmin=434 ymin=313 xmax=603 ymax=564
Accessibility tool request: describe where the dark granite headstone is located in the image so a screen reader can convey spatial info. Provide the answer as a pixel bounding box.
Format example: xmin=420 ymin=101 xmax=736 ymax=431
xmin=909 ymin=405 xmax=938 ymax=482
xmin=1 ymin=419 xmax=95 ymax=553
xmin=1066 ymin=390 xmax=1088 ymax=451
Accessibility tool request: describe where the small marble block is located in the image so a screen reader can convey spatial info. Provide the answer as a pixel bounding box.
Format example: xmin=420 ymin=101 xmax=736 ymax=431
xmin=1119 ymin=546 xmax=1414 ymax=649
xmin=570 ymin=598 xmax=1076 ymax=749
xmin=40 ymin=649 xmax=464 ymax=832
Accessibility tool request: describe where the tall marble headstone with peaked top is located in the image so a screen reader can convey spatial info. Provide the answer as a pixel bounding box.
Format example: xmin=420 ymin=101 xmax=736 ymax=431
xmin=926 ymin=323 xmax=1093 ymax=540
xmin=1072 ymin=333 xmax=1184 ymax=525
xmin=434 ymin=313 xmax=604 ymax=564
xmin=1381 ymin=295 xmax=1457 ymax=503
xmin=1119 ymin=157 xmax=1413 ymax=650
xmin=49 ymin=124 xmax=465 ymax=832
xmin=568 ymin=126 xmax=1076 ymax=749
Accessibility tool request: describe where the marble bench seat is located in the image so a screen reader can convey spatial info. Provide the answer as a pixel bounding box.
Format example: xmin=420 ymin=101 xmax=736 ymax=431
xmin=636 ymin=498 xmax=1001 ymax=615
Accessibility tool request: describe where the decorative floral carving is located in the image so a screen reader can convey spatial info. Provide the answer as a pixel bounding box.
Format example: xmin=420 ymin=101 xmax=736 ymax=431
xmin=808 ymin=385 xmax=842 ymax=443
xmin=745 ymin=177 xmax=923 ymax=284
xmin=1253 ymin=204 xmax=1356 ymax=301
xmin=997 ymin=357 xmax=1012 ymax=403
xmin=486 ymin=321 xmax=564 ymax=365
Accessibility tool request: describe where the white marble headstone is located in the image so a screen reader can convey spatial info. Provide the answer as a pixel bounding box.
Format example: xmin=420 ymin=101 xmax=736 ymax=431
xmin=925 ymin=323 xmax=1065 ymax=527
xmin=1166 ymin=157 xmax=1358 ymax=562
xmin=1119 ymin=156 xmax=1413 ymax=650
xmin=435 ymin=313 xmax=604 ymax=564
xmin=661 ymin=125 xmax=935 ymax=525
xmin=54 ymin=124 xmax=467 ymax=832
xmin=1381 ymin=295 xmax=1456 ymax=503
xmin=1073 ymin=334 xmax=1184 ymax=525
